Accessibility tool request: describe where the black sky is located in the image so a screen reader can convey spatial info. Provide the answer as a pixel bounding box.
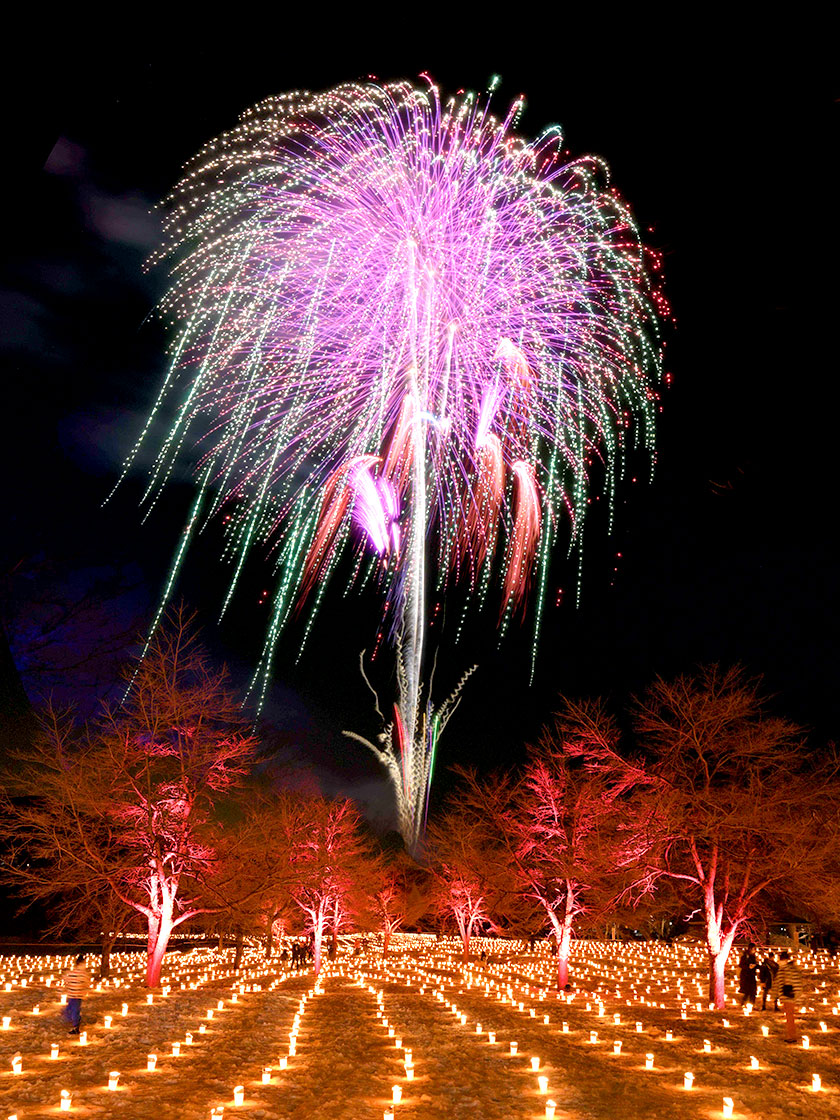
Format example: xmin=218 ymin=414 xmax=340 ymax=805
xmin=3 ymin=30 xmax=836 ymax=824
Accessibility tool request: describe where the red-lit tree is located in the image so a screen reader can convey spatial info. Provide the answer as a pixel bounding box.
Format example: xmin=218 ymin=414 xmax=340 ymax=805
xmin=370 ymin=852 xmax=429 ymax=956
xmin=280 ymin=794 xmax=370 ymax=974
xmin=632 ymin=666 xmax=840 ymax=1008
xmin=426 ymin=799 xmax=511 ymax=959
xmin=1 ymin=608 xmax=259 ymax=986
xmin=447 ymin=703 xmax=651 ymax=989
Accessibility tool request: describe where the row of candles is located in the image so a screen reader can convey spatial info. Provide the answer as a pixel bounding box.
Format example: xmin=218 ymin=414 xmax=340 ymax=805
xmin=353 ymin=943 xmax=832 ymax=1114
xmin=2 ymin=939 xmax=836 ymax=1117
xmin=3 ymin=954 xmax=314 ymax=1114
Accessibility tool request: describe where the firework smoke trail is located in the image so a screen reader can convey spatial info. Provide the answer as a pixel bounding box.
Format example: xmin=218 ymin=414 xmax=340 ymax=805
xmin=121 ymin=78 xmax=665 ymax=851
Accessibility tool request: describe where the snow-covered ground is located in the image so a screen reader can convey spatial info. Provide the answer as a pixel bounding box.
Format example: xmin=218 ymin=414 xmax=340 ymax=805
xmin=0 ymin=936 xmax=836 ymax=1119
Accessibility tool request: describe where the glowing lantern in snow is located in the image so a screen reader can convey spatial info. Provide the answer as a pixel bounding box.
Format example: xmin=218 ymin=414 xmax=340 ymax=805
xmin=108 ymin=1071 xmax=120 ymax=1090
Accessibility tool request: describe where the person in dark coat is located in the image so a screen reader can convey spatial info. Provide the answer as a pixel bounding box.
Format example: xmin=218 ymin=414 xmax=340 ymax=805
xmin=738 ymin=942 xmax=758 ymax=1006
xmin=758 ymin=954 xmax=778 ymax=1011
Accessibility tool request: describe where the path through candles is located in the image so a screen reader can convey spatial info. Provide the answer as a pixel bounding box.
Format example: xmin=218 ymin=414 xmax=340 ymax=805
xmin=0 ymin=936 xmax=837 ymax=1118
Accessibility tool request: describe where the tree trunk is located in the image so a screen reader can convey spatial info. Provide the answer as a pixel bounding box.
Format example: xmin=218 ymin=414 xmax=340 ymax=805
xmin=787 ymin=923 xmax=800 ymax=949
xmin=99 ymin=932 xmax=117 ymax=979
xmin=312 ymin=908 xmax=326 ymax=976
xmin=454 ymin=912 xmax=470 ymax=961
xmin=382 ymin=927 xmax=391 ymax=957
xmin=708 ymin=948 xmax=728 ymax=1008
xmin=218 ymin=931 xmax=226 ymax=950
xmin=233 ymin=926 xmax=244 ymax=971
xmin=264 ymin=912 xmax=277 ymax=959
xmin=146 ymin=911 xmax=174 ymax=987
xmin=545 ymin=884 xmax=574 ymax=990
xmin=704 ymin=911 xmax=736 ymax=1010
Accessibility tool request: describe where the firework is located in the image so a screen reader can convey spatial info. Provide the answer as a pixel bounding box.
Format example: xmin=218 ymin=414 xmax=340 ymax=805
xmin=120 ymin=78 xmax=664 ymax=850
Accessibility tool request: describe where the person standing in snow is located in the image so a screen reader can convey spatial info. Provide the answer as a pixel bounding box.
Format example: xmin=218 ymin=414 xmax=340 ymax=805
xmin=61 ymin=953 xmax=90 ymax=1035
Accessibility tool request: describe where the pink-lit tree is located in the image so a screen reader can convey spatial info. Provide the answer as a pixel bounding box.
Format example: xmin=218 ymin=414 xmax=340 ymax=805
xmin=279 ymin=794 xmax=370 ymax=975
xmin=448 ymin=704 xmax=650 ymax=990
xmin=369 ymin=853 xmax=429 ymax=956
xmin=426 ymin=801 xmax=509 ymax=959
xmin=1 ymin=608 xmax=258 ymax=987
xmin=632 ymin=666 xmax=840 ymax=1009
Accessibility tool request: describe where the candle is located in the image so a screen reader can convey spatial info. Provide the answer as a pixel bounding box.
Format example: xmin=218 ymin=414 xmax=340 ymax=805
xmin=279 ymin=1057 xmax=288 ymax=1070
xmin=392 ymin=1085 xmax=402 ymax=1103
xmin=12 ymin=1053 xmax=22 ymax=1074
xmin=665 ymin=1030 xmax=673 ymax=1041
xmin=510 ymin=1041 xmax=518 ymax=1055
xmin=172 ymin=1041 xmax=181 ymax=1056
xmin=384 ymin=1111 xmax=394 ymax=1120
xmin=121 ymin=1003 xmax=128 ymax=1016
xmin=750 ymin=1055 xmax=759 ymax=1069
xmin=562 ymin=1022 xmax=569 ymax=1033
xmin=613 ymin=1040 xmax=622 ymax=1055
xmin=684 ymin=1071 xmax=694 ymax=1090
xmin=104 ymin=1015 xmax=112 ymax=1028
xmin=233 ymin=1085 xmax=244 ymax=1105
xmin=812 ymin=1074 xmax=821 ymax=1091
xmin=147 ymin=1053 xmax=157 ymax=1071
xmin=761 ymin=1025 xmax=769 ymax=1037
xmin=79 ymin=1031 xmax=87 ymax=1045
xmin=406 ymin=1066 xmax=415 ymax=1080
xmin=538 ymin=1074 xmax=549 ymax=1093
xmin=723 ymin=1097 xmax=734 ymax=1117
xmin=546 ymin=1101 xmax=557 ymax=1120
xmin=186 ymin=1032 xmax=193 ymax=1045
xmin=60 ymin=1089 xmax=71 ymax=1111
xmin=51 ymin=1043 xmax=59 ymax=1059
xmin=645 ymin=1053 xmax=654 ymax=1070
xmin=262 ymin=1067 xmax=271 ymax=1084
xmin=704 ymin=1039 xmax=711 ymax=1053
xmin=108 ymin=1071 xmax=120 ymax=1090
xmin=802 ymin=1036 xmax=809 ymax=1049
xmin=635 ymin=1021 xmax=643 ymax=1032
xmin=2 ymin=1017 xmax=10 ymax=1029
xmin=531 ymin=1056 xmax=541 ymax=1071
xmin=590 ymin=1030 xmax=598 ymax=1044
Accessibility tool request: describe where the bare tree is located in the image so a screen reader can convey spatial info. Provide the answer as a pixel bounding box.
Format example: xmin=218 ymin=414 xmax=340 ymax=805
xmin=634 ymin=666 xmax=840 ymax=1008
xmin=1 ymin=608 xmax=259 ymax=986
xmin=278 ymin=794 xmax=371 ymax=975
xmin=370 ymin=853 xmax=429 ymax=956
xmin=443 ymin=703 xmax=651 ymax=989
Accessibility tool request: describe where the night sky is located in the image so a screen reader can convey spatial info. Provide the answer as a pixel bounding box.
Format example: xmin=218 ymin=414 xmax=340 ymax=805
xmin=3 ymin=33 xmax=835 ymax=826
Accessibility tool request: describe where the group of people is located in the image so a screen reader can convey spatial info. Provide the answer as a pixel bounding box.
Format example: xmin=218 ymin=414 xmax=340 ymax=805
xmin=739 ymin=942 xmax=804 ymax=1041
xmin=280 ymin=939 xmax=314 ymax=966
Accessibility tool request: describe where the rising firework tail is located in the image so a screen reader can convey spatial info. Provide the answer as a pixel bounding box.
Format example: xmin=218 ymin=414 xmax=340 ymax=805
xmin=117 ymin=77 xmax=665 ymax=850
